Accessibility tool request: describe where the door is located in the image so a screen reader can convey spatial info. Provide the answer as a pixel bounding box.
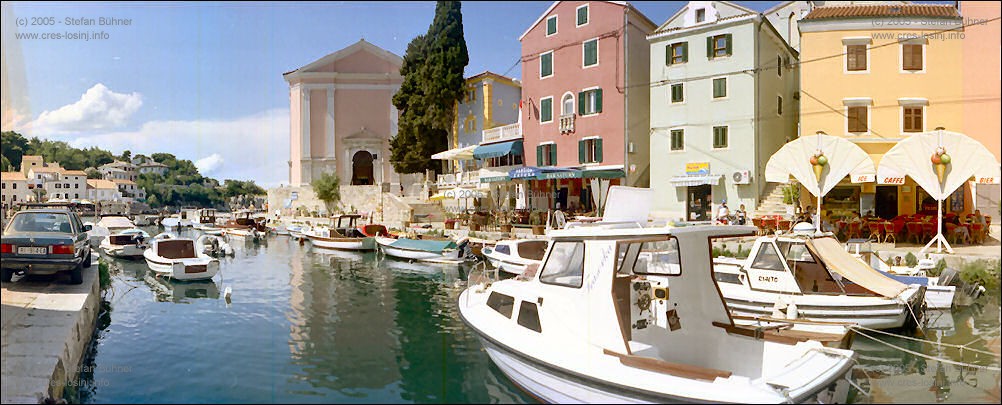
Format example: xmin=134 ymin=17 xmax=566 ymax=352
xmin=351 ymin=151 xmax=374 ymax=185
xmin=557 ymin=187 xmax=568 ymax=210
xmin=875 ymin=186 xmax=898 ymax=219
xmin=687 ymin=185 xmax=712 ymax=221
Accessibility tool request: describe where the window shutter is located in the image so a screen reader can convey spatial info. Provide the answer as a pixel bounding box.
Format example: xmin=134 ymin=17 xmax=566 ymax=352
xmin=725 ymin=34 xmax=732 ymax=56
xmin=706 ymin=36 xmax=713 ymax=59
xmin=680 ymin=42 xmax=688 ymax=63
xmin=595 ymin=89 xmax=602 ymax=113
xmin=578 ymin=92 xmax=585 ymax=115
xmin=578 ymin=140 xmax=586 ymax=163
xmin=666 ymin=44 xmax=673 ymax=65
xmin=537 ymin=145 xmax=544 ymax=166
xmin=550 ymin=145 xmax=557 ymax=166
xmin=595 ymin=139 xmax=603 ymax=163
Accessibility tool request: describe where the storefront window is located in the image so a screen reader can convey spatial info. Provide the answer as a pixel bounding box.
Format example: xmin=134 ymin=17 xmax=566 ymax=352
xmin=823 ymin=186 xmax=860 ymax=219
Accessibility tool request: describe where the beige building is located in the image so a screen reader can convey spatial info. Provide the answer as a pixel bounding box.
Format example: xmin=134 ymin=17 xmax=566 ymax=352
xmin=2 ymin=171 xmax=32 ymax=215
xmin=112 ymin=178 xmax=145 ymax=201
xmin=86 ymin=179 xmax=122 ymax=202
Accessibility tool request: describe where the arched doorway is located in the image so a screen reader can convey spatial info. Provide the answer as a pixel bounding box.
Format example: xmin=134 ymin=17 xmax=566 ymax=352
xmin=351 ymin=150 xmax=374 ymax=185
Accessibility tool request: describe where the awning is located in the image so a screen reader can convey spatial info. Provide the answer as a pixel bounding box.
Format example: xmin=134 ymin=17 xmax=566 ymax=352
xmin=474 ymin=140 xmax=523 ymax=159
xmin=479 ymin=169 xmax=510 ymax=183
xmin=509 ymin=166 xmax=581 ymax=180
xmin=582 ymin=167 xmax=625 ymax=179
xmin=431 ymin=145 xmax=477 ymax=161
xmin=669 ymin=175 xmax=723 ymax=187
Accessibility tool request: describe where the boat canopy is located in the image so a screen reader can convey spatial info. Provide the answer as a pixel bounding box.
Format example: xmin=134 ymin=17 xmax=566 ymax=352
xmin=806 ymin=237 xmax=907 ymax=298
xmin=389 ymin=238 xmax=457 ymax=253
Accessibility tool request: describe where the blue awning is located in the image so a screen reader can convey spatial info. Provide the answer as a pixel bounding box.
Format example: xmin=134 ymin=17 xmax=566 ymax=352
xmin=474 ymin=140 xmax=523 ymax=159
xmin=508 ymin=166 xmax=581 ymax=180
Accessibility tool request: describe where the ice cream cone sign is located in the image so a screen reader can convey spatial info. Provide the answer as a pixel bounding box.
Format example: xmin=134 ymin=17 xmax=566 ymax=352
xmin=810 ymin=150 xmax=828 ymax=181
xmin=931 ymin=146 xmax=951 ymax=184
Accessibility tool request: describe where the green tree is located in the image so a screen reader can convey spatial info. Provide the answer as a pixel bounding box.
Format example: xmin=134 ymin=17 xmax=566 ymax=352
xmin=1 ymin=131 xmax=29 ymax=170
xmin=85 ymin=168 xmax=102 ymax=179
xmin=311 ymin=172 xmax=341 ymax=214
xmin=120 ymin=150 xmax=132 ymax=162
xmin=1 ymin=155 xmax=10 ymax=172
xmin=390 ymin=1 xmax=469 ymax=174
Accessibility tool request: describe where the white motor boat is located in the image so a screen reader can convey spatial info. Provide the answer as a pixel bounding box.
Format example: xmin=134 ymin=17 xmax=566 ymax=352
xmin=303 ymin=214 xmax=384 ymax=250
xmin=100 ymin=228 xmax=150 ymax=258
xmin=483 ymin=239 xmax=548 ymax=276
xmin=201 ymin=226 xmax=224 ymax=236
xmin=85 ymin=221 xmax=110 ymax=247
xmin=196 ymin=234 xmax=234 ymax=257
xmin=143 ymin=233 xmax=220 ymax=281
xmin=97 ymin=215 xmax=136 ymax=233
xmin=288 ymin=225 xmax=306 ymax=240
xmin=161 ymin=217 xmax=181 ymax=230
xmin=375 ymin=236 xmax=469 ymax=264
xmin=459 ymin=222 xmax=857 ymax=403
xmin=132 ymin=215 xmax=155 ymax=226
xmin=713 ymin=232 xmax=925 ymax=330
xmin=223 ymin=227 xmax=261 ymax=240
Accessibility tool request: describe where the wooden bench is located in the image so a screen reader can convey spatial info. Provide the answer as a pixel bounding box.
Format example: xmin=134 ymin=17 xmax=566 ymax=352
xmin=602 ymin=349 xmax=733 ymax=381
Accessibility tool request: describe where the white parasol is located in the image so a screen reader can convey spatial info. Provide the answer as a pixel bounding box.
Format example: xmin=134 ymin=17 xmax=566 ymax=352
xmin=876 ymin=128 xmax=1001 ymax=253
xmin=765 ymin=132 xmax=876 ymax=226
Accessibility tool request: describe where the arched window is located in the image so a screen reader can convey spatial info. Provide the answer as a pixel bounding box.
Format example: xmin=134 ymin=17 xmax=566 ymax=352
xmin=562 ymin=93 xmax=575 ymax=116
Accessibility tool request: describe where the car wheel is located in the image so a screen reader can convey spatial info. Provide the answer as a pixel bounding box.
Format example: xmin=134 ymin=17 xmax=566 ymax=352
xmin=83 ymin=250 xmax=92 ymax=268
xmin=1 ymin=269 xmax=12 ymax=283
xmin=69 ymin=263 xmax=83 ymax=285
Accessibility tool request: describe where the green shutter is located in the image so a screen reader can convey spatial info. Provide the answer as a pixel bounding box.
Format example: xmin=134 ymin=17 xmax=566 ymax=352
xmin=541 ymin=53 xmax=552 ymax=77
xmin=725 ymin=34 xmax=733 ymax=56
xmin=595 ymin=139 xmax=603 ymax=163
xmin=595 ymin=89 xmax=602 ymax=113
xmin=537 ymin=145 xmax=544 ymax=166
xmin=706 ymin=36 xmax=713 ymax=59
xmin=547 ymin=17 xmax=556 ymax=35
xmin=549 ymin=145 xmax=557 ymax=166
xmin=680 ymin=42 xmax=688 ymax=63
xmin=578 ymin=140 xmax=585 ymax=163
xmin=541 ymin=98 xmax=552 ymax=122
xmin=666 ymin=44 xmax=672 ymax=65
xmin=577 ymin=6 xmax=588 ymax=25
xmin=584 ymin=40 xmax=597 ymax=66
xmin=578 ymin=91 xmax=585 ymax=115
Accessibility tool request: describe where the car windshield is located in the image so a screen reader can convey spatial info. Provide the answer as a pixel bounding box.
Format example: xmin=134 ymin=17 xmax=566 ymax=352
xmin=7 ymin=212 xmax=74 ymax=233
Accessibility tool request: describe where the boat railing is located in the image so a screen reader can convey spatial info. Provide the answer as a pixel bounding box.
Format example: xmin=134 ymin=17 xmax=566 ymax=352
xmin=562 ymin=220 xmax=669 ymax=230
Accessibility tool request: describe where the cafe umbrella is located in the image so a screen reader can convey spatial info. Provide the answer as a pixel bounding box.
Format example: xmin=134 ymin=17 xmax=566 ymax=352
xmin=876 ymin=128 xmax=1001 ymax=253
xmin=765 ymin=132 xmax=876 ymax=228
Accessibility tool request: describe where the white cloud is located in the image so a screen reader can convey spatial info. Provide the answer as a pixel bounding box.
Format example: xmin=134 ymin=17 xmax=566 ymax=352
xmin=58 ymin=108 xmax=290 ymax=187
xmin=195 ymin=153 xmax=224 ymax=175
xmin=31 ymin=83 xmax=142 ymax=134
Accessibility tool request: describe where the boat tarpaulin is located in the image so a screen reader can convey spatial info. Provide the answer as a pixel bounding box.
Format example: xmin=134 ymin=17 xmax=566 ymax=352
xmin=806 ymin=237 xmax=907 ymax=298
xmin=390 ymin=238 xmax=457 ymax=253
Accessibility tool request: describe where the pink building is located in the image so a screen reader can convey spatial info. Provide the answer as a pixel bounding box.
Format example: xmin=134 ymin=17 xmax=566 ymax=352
xmin=284 ymin=40 xmax=404 ymax=187
xmin=519 ymin=1 xmax=655 ymax=211
xmin=960 ymin=1 xmax=1001 ymax=213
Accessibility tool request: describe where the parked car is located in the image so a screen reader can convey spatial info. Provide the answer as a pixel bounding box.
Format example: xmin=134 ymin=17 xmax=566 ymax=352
xmin=1 ymin=208 xmax=93 ymax=284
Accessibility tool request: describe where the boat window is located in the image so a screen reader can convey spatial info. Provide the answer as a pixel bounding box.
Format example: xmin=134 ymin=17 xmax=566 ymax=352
xmin=785 ymin=243 xmax=815 ymax=263
xmin=714 ymin=272 xmax=743 ymax=284
xmin=617 ymin=238 xmax=681 ymax=276
xmin=750 ymin=242 xmax=786 ymax=271
xmin=517 ymin=301 xmax=542 ymax=333
xmin=486 ymin=291 xmax=515 ymax=318
xmin=539 ymin=241 xmax=585 ymax=288
xmin=494 ymin=244 xmax=511 ymax=255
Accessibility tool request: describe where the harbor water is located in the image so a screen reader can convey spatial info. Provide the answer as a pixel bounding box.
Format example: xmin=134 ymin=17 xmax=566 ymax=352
xmin=77 ymin=228 xmax=999 ymax=403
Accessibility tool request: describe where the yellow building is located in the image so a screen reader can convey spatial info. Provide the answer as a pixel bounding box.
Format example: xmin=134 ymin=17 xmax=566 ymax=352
xmin=799 ymin=4 xmax=967 ymax=219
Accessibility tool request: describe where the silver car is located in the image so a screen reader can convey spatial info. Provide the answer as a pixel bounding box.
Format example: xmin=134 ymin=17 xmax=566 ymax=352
xmin=1 ymin=208 xmax=93 ymax=284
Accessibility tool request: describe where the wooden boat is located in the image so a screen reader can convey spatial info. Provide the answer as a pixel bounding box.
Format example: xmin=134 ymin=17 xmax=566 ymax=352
xmin=483 ymin=239 xmax=548 ymax=275
xmin=375 ymin=236 xmax=469 ymax=264
xmin=458 ymin=221 xmax=857 ymax=403
xmin=100 ymin=228 xmax=150 ymax=258
xmin=713 ymin=233 xmax=925 ymax=330
xmin=143 ymin=233 xmax=220 ymax=281
xmin=303 ymin=214 xmax=383 ymax=251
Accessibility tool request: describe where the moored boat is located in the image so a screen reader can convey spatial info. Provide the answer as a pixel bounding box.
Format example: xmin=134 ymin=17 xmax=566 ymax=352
xmin=459 ymin=217 xmax=857 ymax=403
xmin=195 ymin=234 xmax=234 ymax=257
xmin=303 ymin=214 xmax=383 ymax=251
xmin=143 ymin=233 xmax=220 ymax=281
xmin=100 ymin=228 xmax=150 ymax=258
xmin=375 ymin=236 xmax=469 ymax=264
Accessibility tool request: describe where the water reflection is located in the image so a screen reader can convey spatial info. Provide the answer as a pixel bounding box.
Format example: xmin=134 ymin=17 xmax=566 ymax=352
xmin=144 ymin=274 xmax=220 ymax=303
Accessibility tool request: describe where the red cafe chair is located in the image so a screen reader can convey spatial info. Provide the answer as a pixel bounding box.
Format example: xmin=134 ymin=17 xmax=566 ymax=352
xmin=882 ymin=222 xmax=897 ymax=244
xmin=868 ymin=222 xmax=884 ymax=243
xmin=906 ymin=222 xmax=924 ymax=244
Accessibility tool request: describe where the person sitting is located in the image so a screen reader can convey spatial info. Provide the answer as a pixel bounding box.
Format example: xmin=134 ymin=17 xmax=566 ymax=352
xmin=735 ymin=204 xmax=747 ymax=225
xmin=717 ymin=200 xmax=730 ymax=225
xmin=849 ymin=211 xmax=863 ymax=223
xmin=820 ymin=210 xmax=835 ymax=233
xmin=974 ymin=209 xmax=987 ymax=226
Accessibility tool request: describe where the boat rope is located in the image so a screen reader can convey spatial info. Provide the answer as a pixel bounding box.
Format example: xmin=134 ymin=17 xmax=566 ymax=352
xmin=851 ymin=328 xmax=1001 ymax=371
xmin=849 ymin=325 xmax=1001 ymax=358
xmin=962 ymin=325 xmax=1002 ymax=349
xmin=898 ymin=297 xmax=925 ymax=335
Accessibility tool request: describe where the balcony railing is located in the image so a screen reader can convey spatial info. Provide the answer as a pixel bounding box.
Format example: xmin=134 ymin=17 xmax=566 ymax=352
xmin=482 ymin=123 xmax=521 ymax=143
xmin=559 ymin=113 xmax=575 ymax=134
xmin=436 ymin=171 xmax=481 ymax=188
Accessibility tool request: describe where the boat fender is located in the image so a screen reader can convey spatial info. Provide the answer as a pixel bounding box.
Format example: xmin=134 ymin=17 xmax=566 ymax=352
xmin=786 ymin=302 xmax=799 ymax=320
xmin=771 ymin=301 xmax=786 ymax=318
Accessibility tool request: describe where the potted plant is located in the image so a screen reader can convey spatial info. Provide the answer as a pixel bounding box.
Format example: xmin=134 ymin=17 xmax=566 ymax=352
xmin=444 ymin=213 xmax=458 ymax=230
xmin=499 ymin=211 xmax=513 ymax=233
xmin=530 ymin=211 xmax=545 ymax=235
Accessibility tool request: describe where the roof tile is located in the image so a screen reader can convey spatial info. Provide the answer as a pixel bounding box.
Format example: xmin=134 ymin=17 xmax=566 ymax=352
xmin=803 ymin=4 xmax=960 ymax=20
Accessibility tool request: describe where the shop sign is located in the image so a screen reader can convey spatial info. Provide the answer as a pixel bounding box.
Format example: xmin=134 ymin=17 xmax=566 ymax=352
xmin=509 ymin=167 xmax=541 ymax=179
xmin=685 ymin=162 xmax=710 ymax=176
xmin=880 ymin=176 xmax=906 ymax=185
xmin=976 ymin=177 xmax=997 ymax=184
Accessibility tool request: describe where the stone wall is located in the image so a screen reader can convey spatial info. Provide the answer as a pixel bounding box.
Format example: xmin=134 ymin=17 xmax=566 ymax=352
xmin=267 ymin=184 xmax=413 ymax=228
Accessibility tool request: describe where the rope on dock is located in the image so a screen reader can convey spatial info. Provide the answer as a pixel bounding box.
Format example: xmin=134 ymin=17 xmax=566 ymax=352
xmin=851 ymin=328 xmax=1001 ymax=371
xmin=849 ymin=325 xmax=1001 ymax=358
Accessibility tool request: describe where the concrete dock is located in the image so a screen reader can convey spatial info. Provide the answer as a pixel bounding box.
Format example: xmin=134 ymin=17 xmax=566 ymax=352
xmin=1 ymin=262 xmax=100 ymax=403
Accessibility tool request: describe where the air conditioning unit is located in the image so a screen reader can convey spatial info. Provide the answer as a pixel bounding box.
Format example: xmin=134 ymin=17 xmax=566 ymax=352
xmin=732 ymin=170 xmax=752 ymax=184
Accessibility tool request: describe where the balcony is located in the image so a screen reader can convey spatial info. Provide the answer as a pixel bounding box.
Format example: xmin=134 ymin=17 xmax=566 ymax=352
xmin=436 ymin=170 xmax=481 ymax=188
xmin=559 ymin=113 xmax=575 ymax=134
xmin=482 ymin=123 xmax=521 ymax=144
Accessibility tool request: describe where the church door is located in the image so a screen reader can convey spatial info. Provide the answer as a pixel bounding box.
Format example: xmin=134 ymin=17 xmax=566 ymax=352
xmin=351 ymin=151 xmax=374 ymax=185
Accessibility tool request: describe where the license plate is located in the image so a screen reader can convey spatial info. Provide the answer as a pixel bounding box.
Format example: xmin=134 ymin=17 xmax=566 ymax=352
xmin=17 ymin=247 xmax=48 ymax=255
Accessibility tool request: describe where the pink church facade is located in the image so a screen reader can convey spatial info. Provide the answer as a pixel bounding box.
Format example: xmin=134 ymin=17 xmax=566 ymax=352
xmin=284 ymin=40 xmax=404 ymax=187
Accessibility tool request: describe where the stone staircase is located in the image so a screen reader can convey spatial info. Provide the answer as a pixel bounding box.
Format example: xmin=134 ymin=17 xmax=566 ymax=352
xmin=396 ymin=195 xmax=448 ymax=224
xmin=755 ymin=182 xmax=792 ymax=217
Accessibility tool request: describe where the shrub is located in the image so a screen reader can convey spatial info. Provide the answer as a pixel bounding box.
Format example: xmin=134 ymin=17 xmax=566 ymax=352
xmin=928 ymin=259 xmax=947 ymax=278
xmin=904 ymin=252 xmax=918 ymax=267
xmin=958 ymin=259 xmax=1001 ymax=293
xmin=98 ymin=261 xmax=111 ymax=289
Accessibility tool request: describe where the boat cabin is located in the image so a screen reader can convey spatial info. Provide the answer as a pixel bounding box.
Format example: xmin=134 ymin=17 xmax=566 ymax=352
xmin=493 ymin=239 xmax=548 ymax=261
xmin=198 ymin=208 xmax=217 ymax=224
xmin=713 ymin=234 xmax=906 ymax=298
xmin=155 ymin=239 xmax=197 ymax=259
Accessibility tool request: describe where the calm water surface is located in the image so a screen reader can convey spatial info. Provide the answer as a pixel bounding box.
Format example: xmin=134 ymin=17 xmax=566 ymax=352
xmin=78 ymin=229 xmax=999 ymax=403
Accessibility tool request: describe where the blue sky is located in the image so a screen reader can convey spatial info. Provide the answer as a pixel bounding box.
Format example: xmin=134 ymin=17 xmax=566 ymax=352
xmin=0 ymin=1 xmax=944 ymax=185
